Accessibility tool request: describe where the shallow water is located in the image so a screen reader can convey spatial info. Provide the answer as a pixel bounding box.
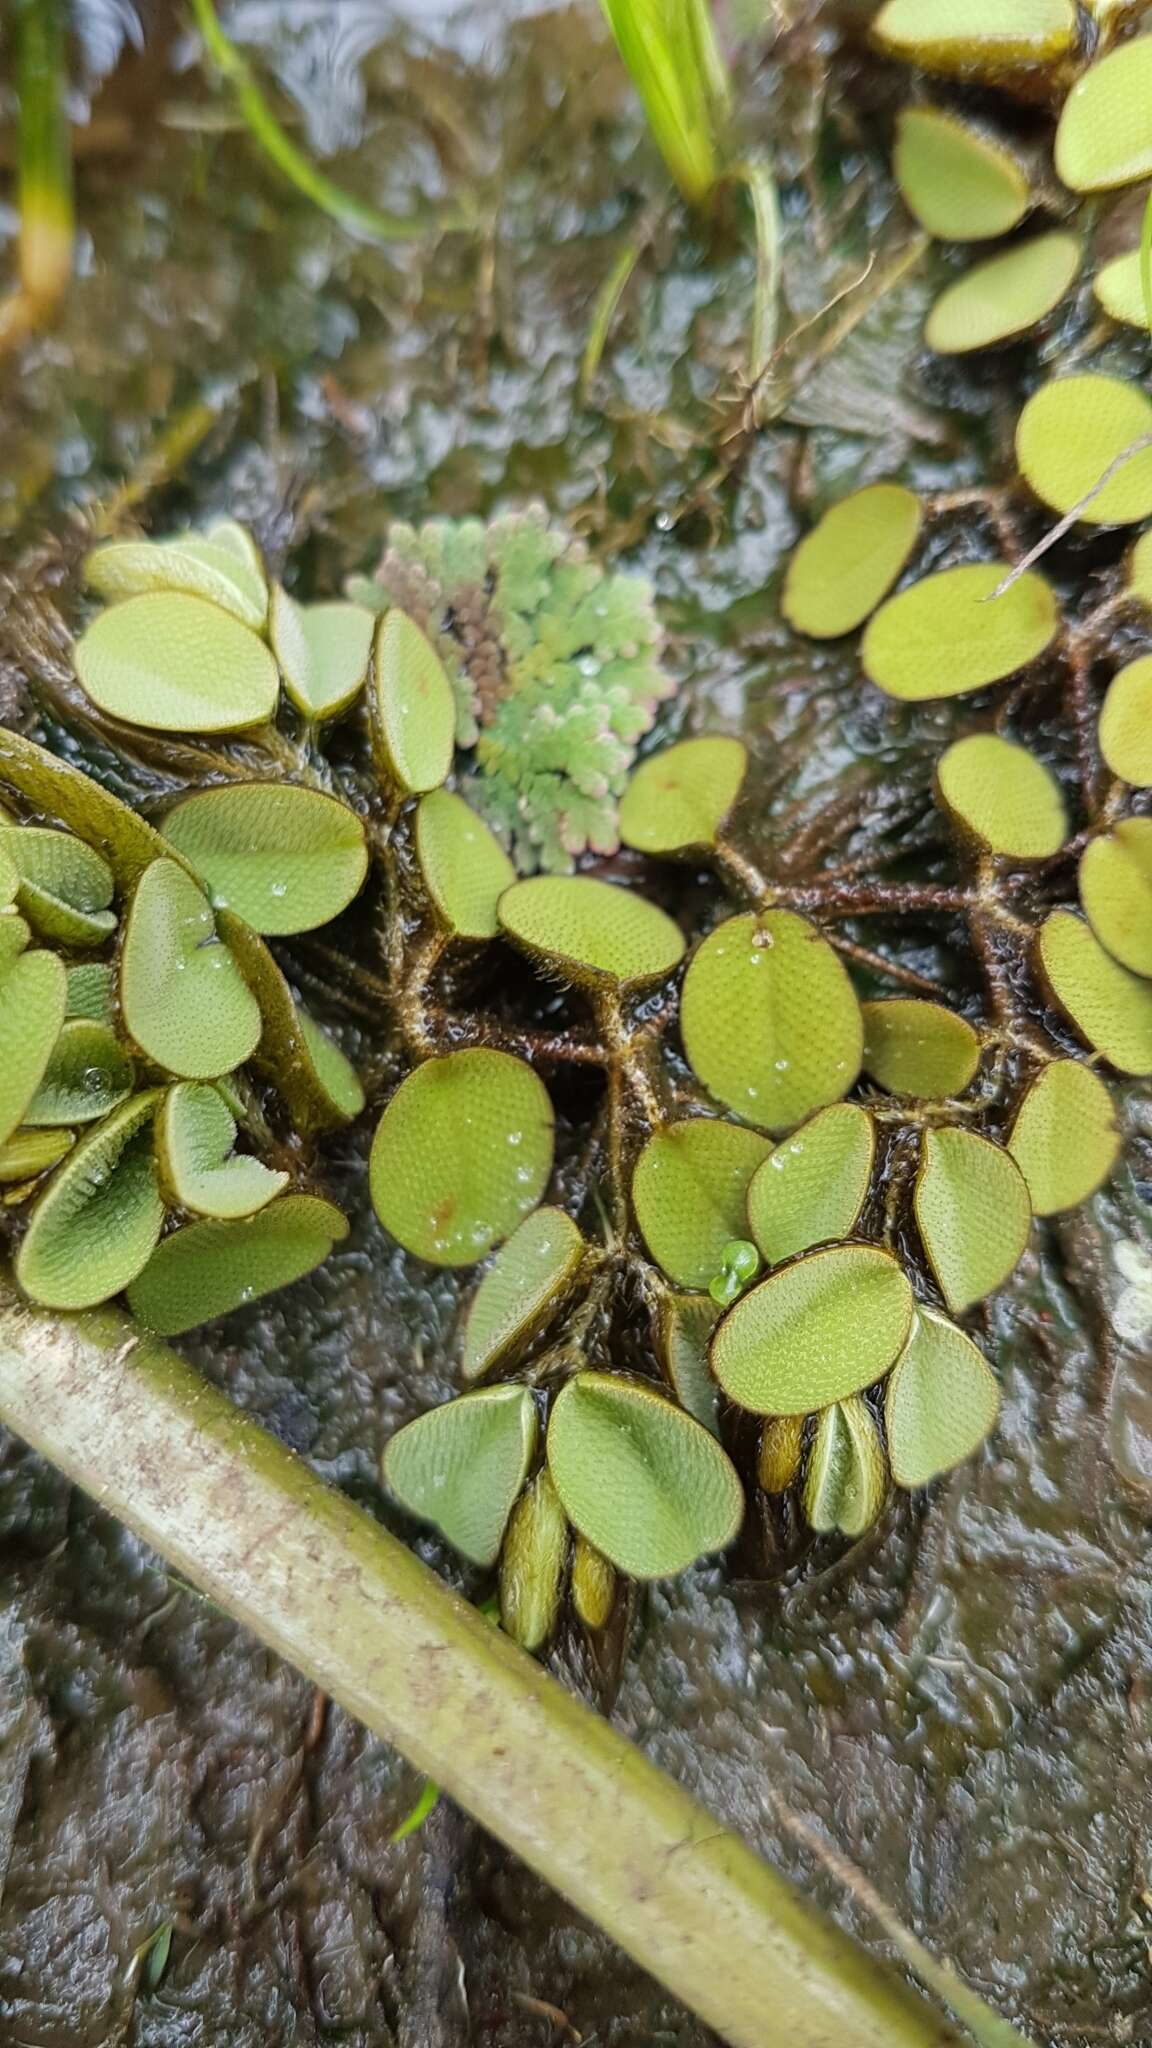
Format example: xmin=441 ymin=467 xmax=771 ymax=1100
xmin=0 ymin=5 xmax=1150 ymax=2044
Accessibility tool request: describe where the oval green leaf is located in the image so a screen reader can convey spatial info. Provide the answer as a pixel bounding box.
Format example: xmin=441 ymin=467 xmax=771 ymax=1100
xmin=782 ymin=484 xmax=922 ymax=640
xmin=0 ymin=951 xmax=68 ymax=1145
xmin=935 ymin=733 xmax=1067 ymax=858
xmin=461 ymin=1206 xmax=585 ymax=1381
xmin=873 ymin=0 xmax=1075 ymax=74
xmin=498 ymin=876 xmax=685 ymax=989
xmin=658 ymin=1293 xmax=721 ymax=1436
xmin=370 ymin=609 xmax=456 ymax=794
xmin=913 ymin=1127 xmax=1032 ymax=1314
xmin=370 ymin=1049 xmax=554 ymax=1266
xmin=681 ymin=911 xmax=863 ymax=1134
xmin=0 ymin=824 xmax=117 ymax=946
xmin=500 ymin=1470 xmax=568 ymax=1653
xmin=157 ymin=1081 xmax=289 ymax=1218
xmin=1015 ymin=374 xmax=1152 ymax=526
xmin=1007 ymin=1059 xmax=1119 ymax=1215
xmin=1080 ymin=819 xmax=1152 ymax=977
xmin=15 ymin=1090 xmax=164 ymax=1310
xmin=618 ymin=736 xmax=748 ymax=853
xmin=862 ymin=563 xmax=1058 ymax=700
xmin=632 ymin=1118 xmax=773 ymax=1289
xmin=803 ymin=1396 xmax=887 ymax=1539
xmin=1038 ymin=908 xmax=1152 ymax=1073
xmin=862 ymin=999 xmax=981 ymax=1099
xmin=546 ymin=1372 xmax=743 ymax=1579
xmin=83 ymin=536 xmax=268 ymax=629
xmin=382 ymin=1384 xmax=538 ymax=1567
xmin=120 ymin=860 xmax=262 ymax=1079
xmin=893 ymin=106 xmax=1029 ymax=242
xmin=1055 ymin=34 xmax=1152 ymax=193
xmin=24 ymin=1020 xmax=135 ymax=1126
xmin=416 ymin=789 xmax=516 ymax=940
xmin=885 ymin=1308 xmax=1001 ymax=1488
xmin=162 ymin=783 xmax=368 ymax=936
xmin=269 ymin=586 xmax=374 ymax=720
xmin=0 ymin=1128 xmax=74 ymax=1186
xmin=1099 ymin=656 xmax=1152 ymax=785
xmin=295 ymin=1008 xmax=365 ymax=1121
xmin=711 ymin=1245 xmax=913 ymax=1416
xmin=746 ymin=1102 xmax=874 ymax=1266
xmin=126 ymin=1193 xmax=349 ymax=1337
xmin=924 ymin=234 xmax=1080 ymax=356
xmin=1093 ymin=250 xmax=1152 ymax=331
xmin=74 ymin=591 xmax=280 ymax=733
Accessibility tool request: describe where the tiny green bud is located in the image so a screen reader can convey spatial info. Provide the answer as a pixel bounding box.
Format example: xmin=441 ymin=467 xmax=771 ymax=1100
xmin=709 ymin=1238 xmax=761 ymax=1307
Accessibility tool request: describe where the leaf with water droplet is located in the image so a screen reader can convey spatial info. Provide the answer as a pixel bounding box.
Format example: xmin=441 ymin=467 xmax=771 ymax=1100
xmin=681 ymin=911 xmax=863 ymax=1134
xmin=711 ymin=1245 xmax=913 ymax=1415
xmin=24 ymin=1020 xmax=134 ymax=1126
xmin=416 ymin=789 xmax=516 ymax=940
xmin=83 ymin=534 xmax=268 ymax=629
xmin=127 ymin=1193 xmax=348 ymax=1336
xmin=1007 ymin=1059 xmax=1119 ymax=1215
xmin=632 ymin=1118 xmax=772 ymax=1289
xmin=1016 ymin=374 xmax=1152 ymax=526
xmin=885 ymin=1308 xmax=1001 ymax=1488
xmin=461 ymin=1206 xmax=585 ymax=1380
xmin=746 ymin=1102 xmax=874 ymax=1265
xmin=1055 ymin=33 xmax=1152 ymax=193
xmin=1099 ymin=656 xmax=1152 ymax=786
xmin=618 ymin=736 xmax=748 ymax=852
xmin=0 ymin=825 xmax=117 ymax=947
xmin=862 ymin=999 xmax=981 ymax=1099
xmin=935 ymin=734 xmax=1067 ymax=858
xmin=370 ymin=609 xmax=456 ymax=794
xmin=269 ymin=586 xmax=374 ymax=721
xmin=783 ymin=484 xmax=922 ymax=641
xmin=862 ymin=564 xmax=1058 ymax=700
xmin=914 ymin=1127 xmax=1031 ymax=1313
xmin=74 ymin=591 xmax=280 ymax=733
xmin=893 ymin=105 xmax=1029 ymax=242
xmin=157 ymin=1081 xmax=288 ymax=1218
xmin=382 ymin=1384 xmax=538 ymax=1566
xmin=120 ymin=860 xmax=262 ymax=1079
xmin=370 ymin=1049 xmax=553 ymax=1266
xmin=924 ymin=234 xmax=1080 ymax=355
xmin=1080 ymin=818 xmax=1152 ymax=977
xmin=546 ymin=1372 xmax=744 ymax=1579
xmin=498 ymin=876 xmax=685 ymax=989
xmin=16 ymin=1090 xmax=164 ymax=1310
xmin=0 ymin=951 xmax=67 ymax=1146
xmin=162 ymin=782 xmax=368 ymax=936
xmin=803 ymin=1396 xmax=887 ymax=1538
xmin=1038 ymin=908 xmax=1152 ymax=1073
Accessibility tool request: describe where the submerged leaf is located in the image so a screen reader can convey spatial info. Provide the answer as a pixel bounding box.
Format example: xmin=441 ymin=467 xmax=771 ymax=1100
xmin=893 ymin=106 xmax=1029 ymax=242
xmin=1038 ymin=908 xmax=1152 ymax=1073
xmin=74 ymin=591 xmax=280 ymax=732
xmin=500 ymin=1470 xmax=568 ymax=1652
xmin=711 ymin=1245 xmax=913 ymax=1416
xmin=1008 ymin=1060 xmax=1120 ymax=1215
xmin=861 ymin=1000 xmax=981 ymax=1099
xmin=461 ymin=1206 xmax=585 ymax=1380
xmin=1099 ymin=656 xmax=1152 ymax=786
xmin=681 ymin=911 xmax=863 ymax=1134
xmin=913 ymin=1128 xmax=1032 ymax=1313
xmin=120 ymin=860 xmax=262 ymax=1079
xmin=416 ymin=789 xmax=516 ymax=940
xmin=935 ymin=734 xmax=1067 ymax=858
xmin=746 ymin=1102 xmax=874 ymax=1265
xmin=546 ymin=1372 xmax=743 ymax=1579
xmin=370 ymin=609 xmax=456 ymax=794
xmin=269 ymin=586 xmax=374 ymax=720
xmin=618 ymin=736 xmax=748 ymax=853
xmin=885 ymin=1309 xmax=1001 ymax=1488
xmin=632 ymin=1118 xmax=772 ymax=1289
xmin=1015 ymin=375 xmax=1152 ymax=525
xmin=570 ymin=1534 xmax=616 ymax=1631
xmin=127 ymin=1194 xmax=348 ymax=1336
xmin=162 ymin=783 xmax=368 ymax=936
xmin=370 ymin=1049 xmax=553 ymax=1266
xmin=0 ymin=951 xmax=68 ymax=1146
xmin=1080 ymin=819 xmax=1152 ymax=976
xmin=924 ymin=234 xmax=1080 ymax=355
xmin=759 ymin=1412 xmax=805 ymax=1493
xmin=1055 ymin=34 xmax=1152 ymax=193
xmin=382 ymin=1384 xmax=537 ymax=1566
xmin=16 ymin=1090 xmax=164 ymax=1310
xmin=782 ymin=484 xmax=922 ymax=639
xmin=24 ymin=1021 xmax=134 ymax=1126
xmin=498 ymin=875 xmax=685 ymax=988
xmin=862 ymin=564 xmax=1058 ymax=700
xmin=156 ymin=1082 xmax=288 ymax=1218
xmin=803 ymin=1396 xmax=887 ymax=1538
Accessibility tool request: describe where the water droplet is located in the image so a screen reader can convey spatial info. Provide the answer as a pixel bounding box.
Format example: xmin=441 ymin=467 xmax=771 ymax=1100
xmin=774 ymin=1058 xmax=790 ymax=1072
xmin=269 ymin=881 xmax=288 ymax=900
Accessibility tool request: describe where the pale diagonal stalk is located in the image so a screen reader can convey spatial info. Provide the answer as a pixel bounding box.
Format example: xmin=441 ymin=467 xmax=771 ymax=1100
xmin=0 ymin=0 xmax=75 ymax=353
xmin=0 ymin=1282 xmax=997 ymax=2048
xmin=599 ymin=0 xmax=731 ymax=207
xmin=729 ymin=155 xmax=783 ymax=422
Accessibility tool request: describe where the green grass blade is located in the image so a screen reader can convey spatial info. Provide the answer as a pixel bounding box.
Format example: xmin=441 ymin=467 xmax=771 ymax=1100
xmin=599 ymin=0 xmax=730 ymax=206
